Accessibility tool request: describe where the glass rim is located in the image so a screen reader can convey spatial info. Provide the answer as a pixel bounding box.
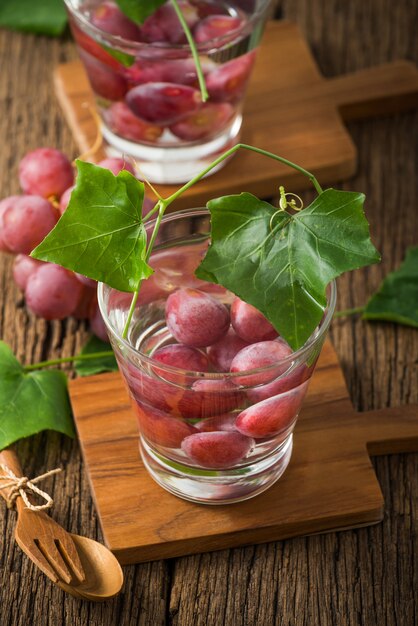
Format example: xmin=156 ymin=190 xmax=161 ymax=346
xmin=64 ymin=0 xmax=271 ymax=53
xmin=98 ymin=207 xmax=337 ymax=380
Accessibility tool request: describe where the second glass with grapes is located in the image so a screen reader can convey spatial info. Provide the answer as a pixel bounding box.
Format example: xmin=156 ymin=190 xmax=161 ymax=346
xmin=65 ymin=0 xmax=271 ymax=183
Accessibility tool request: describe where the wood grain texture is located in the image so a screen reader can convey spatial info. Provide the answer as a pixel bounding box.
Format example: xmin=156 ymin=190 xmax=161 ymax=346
xmin=53 ymin=21 xmax=418 ymax=210
xmin=0 ymin=0 xmax=417 ymax=624
xmin=68 ymin=341 xmax=418 ymax=563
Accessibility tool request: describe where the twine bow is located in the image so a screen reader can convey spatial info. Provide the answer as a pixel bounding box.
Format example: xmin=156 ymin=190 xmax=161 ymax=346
xmin=0 ymin=464 xmax=62 ymax=511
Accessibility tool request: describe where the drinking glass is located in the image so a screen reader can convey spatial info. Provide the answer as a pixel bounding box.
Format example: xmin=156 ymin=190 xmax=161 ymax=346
xmin=64 ymin=0 xmax=272 ymax=183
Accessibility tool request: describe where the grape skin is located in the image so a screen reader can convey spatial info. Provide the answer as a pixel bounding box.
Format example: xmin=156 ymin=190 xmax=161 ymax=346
xmin=126 ymin=83 xmax=202 ymax=125
xmin=2 ymin=195 xmax=58 ymax=255
xmin=25 ymin=264 xmax=83 ymax=320
xmin=0 ymin=196 xmax=20 ymax=252
xmin=231 ymin=296 xmax=278 ymax=343
xmin=181 ymin=431 xmax=254 ymax=468
xmin=13 ymin=255 xmax=43 ymax=291
xmin=165 ymin=288 xmax=230 ymax=347
xmin=19 ymin=148 xmax=74 ymax=198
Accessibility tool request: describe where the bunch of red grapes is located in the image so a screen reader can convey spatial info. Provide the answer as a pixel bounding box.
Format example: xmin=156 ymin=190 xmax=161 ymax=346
xmin=71 ymin=0 xmax=256 ymax=143
xmin=0 ymin=147 xmax=152 ymax=340
xmin=124 ymin=287 xmax=310 ymax=468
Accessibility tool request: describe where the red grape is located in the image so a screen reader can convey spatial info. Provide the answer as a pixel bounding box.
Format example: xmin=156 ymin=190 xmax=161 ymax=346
xmin=153 ymin=344 xmax=210 ymax=374
xmin=139 ymin=2 xmax=198 ymax=44
xmin=91 ymin=1 xmax=141 ymax=40
xmin=231 ymin=296 xmax=278 ymax=343
xmin=206 ymin=51 xmax=256 ymax=102
xmin=207 ymin=327 xmax=249 ymax=372
xmin=230 ymin=339 xmax=293 ymax=386
xmin=19 ymin=148 xmax=74 ymax=199
xmin=12 ymin=255 xmax=43 ymax=291
xmin=195 ymin=413 xmax=238 ymax=433
xmin=170 ymin=102 xmax=233 ymax=141
xmin=247 ymin=364 xmax=310 ymax=403
xmin=125 ymin=58 xmax=205 ymax=88
xmin=0 ymin=196 xmax=20 ymax=252
xmin=105 ymin=101 xmax=163 ymax=142
xmin=75 ymin=273 xmax=97 ymax=289
xmin=235 ymin=383 xmax=309 ymax=438
xmin=2 ymin=195 xmax=58 ymax=255
xmin=181 ymin=431 xmax=254 ymax=468
xmin=165 ymin=288 xmax=230 ymax=347
xmin=179 ymin=378 xmax=244 ymax=419
xmin=126 ymin=83 xmax=201 ymax=125
xmin=59 ymin=186 xmax=75 ymax=215
xmin=71 ymin=22 xmax=122 ymax=70
xmin=25 ymin=264 xmax=83 ymax=320
xmin=80 ymin=50 xmax=128 ymax=101
xmin=134 ymin=402 xmax=197 ymax=448
xmin=73 ymin=285 xmax=96 ymax=320
xmin=98 ymin=157 xmax=135 ymax=176
xmin=194 ymin=15 xmax=243 ymax=44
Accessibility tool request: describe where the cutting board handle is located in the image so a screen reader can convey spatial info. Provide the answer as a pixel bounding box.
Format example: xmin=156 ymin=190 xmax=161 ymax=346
xmin=325 ymin=60 xmax=418 ymax=121
xmin=354 ymin=404 xmax=418 ymax=455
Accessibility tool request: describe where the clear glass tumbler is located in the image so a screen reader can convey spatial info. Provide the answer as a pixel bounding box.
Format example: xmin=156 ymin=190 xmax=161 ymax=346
xmin=98 ymin=209 xmax=336 ymax=504
xmin=64 ymin=0 xmax=272 ymax=183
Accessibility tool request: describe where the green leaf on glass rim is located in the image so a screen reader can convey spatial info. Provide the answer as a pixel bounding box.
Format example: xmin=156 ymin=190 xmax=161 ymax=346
xmin=114 ymin=0 xmax=167 ymax=24
xmin=363 ymin=246 xmax=418 ymax=328
xmin=0 ymin=342 xmax=74 ymax=451
xmin=31 ymin=161 xmax=153 ymax=293
xmin=75 ymin=336 xmax=117 ymax=377
xmin=196 ymin=189 xmax=381 ymax=350
xmin=0 ymin=0 xmax=67 ymax=37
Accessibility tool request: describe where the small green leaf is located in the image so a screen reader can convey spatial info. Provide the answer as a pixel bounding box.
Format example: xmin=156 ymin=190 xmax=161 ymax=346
xmin=0 ymin=342 xmax=74 ymax=451
xmin=75 ymin=336 xmax=117 ymax=377
xmin=363 ymin=246 xmax=418 ymax=327
xmin=196 ymin=189 xmax=380 ymax=350
xmin=0 ymin=0 xmax=67 ymax=36
xmin=102 ymin=45 xmax=136 ymax=67
xmin=32 ymin=161 xmax=153 ymax=293
xmin=114 ymin=0 xmax=167 ymax=24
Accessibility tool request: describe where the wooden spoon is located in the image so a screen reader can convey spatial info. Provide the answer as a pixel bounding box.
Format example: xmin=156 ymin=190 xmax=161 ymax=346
xmin=56 ymin=533 xmax=124 ymax=601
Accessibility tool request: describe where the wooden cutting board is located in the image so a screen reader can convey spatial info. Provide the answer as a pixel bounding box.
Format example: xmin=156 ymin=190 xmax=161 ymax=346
xmin=54 ymin=21 xmax=418 ymax=209
xmin=68 ymin=340 xmax=418 ymax=564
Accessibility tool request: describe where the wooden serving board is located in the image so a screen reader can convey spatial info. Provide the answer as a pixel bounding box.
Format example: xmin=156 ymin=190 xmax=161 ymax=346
xmin=54 ymin=21 xmax=418 ymax=210
xmin=68 ymin=340 xmax=418 ymax=564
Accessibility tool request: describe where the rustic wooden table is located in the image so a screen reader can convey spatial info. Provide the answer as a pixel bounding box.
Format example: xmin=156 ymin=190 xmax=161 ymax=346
xmin=0 ymin=1 xmax=417 ymax=624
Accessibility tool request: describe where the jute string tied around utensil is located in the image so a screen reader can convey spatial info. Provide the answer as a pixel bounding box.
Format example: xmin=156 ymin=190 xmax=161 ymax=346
xmin=0 ymin=465 xmax=62 ymax=511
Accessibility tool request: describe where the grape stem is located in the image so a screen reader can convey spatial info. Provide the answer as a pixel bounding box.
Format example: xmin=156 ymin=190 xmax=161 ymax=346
xmin=23 ymin=351 xmax=115 ymax=372
xmin=334 ymin=306 xmax=365 ymax=318
xmin=122 ymin=143 xmax=323 ymax=339
xmin=171 ymin=0 xmax=209 ymax=102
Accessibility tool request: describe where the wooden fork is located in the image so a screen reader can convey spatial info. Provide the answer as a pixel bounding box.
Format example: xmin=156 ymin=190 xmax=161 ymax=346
xmin=0 ymin=448 xmax=85 ymax=585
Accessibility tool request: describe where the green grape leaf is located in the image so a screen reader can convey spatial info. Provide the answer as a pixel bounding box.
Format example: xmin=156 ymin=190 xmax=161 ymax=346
xmin=0 ymin=342 xmax=74 ymax=451
xmin=363 ymin=246 xmax=418 ymax=327
xmin=114 ymin=0 xmax=167 ymax=24
xmin=0 ymin=0 xmax=67 ymax=36
xmin=75 ymin=336 xmax=118 ymax=377
xmin=31 ymin=161 xmax=153 ymax=293
xmin=196 ymin=189 xmax=381 ymax=350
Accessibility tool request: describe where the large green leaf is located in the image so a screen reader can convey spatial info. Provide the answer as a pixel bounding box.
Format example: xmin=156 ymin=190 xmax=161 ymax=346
xmin=115 ymin=0 xmax=167 ymax=24
xmin=0 ymin=342 xmax=74 ymax=451
xmin=75 ymin=336 xmax=117 ymax=377
xmin=0 ymin=0 xmax=67 ymax=36
xmin=32 ymin=161 xmax=153 ymax=293
xmin=363 ymin=246 xmax=418 ymax=327
xmin=196 ymin=190 xmax=380 ymax=350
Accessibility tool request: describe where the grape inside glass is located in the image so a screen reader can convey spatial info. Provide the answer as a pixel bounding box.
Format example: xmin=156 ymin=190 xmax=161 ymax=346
xmin=64 ymin=0 xmax=272 ymax=183
xmin=98 ymin=209 xmax=336 ymax=504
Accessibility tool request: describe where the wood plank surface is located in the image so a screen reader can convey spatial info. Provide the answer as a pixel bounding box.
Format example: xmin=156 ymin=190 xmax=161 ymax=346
xmin=0 ymin=0 xmax=417 ymax=624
